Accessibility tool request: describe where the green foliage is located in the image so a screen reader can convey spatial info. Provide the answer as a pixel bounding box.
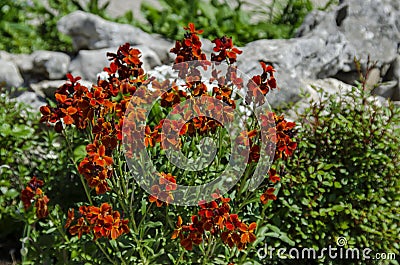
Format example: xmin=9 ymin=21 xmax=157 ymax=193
xmin=269 ymin=62 xmax=400 ymax=264
xmin=0 ymin=0 xmax=110 ymax=53
xmin=135 ymin=0 xmax=314 ymax=46
xmin=0 ymin=88 xmax=84 ymax=262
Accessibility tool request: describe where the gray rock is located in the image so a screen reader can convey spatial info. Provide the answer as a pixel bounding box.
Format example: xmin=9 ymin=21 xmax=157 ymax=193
xmin=30 ymin=80 xmax=66 ymax=99
xmin=13 ymin=54 xmax=35 ymax=75
xmin=0 ymin=59 xmax=24 ymax=88
xmin=14 ymin=91 xmax=45 ymax=110
xmin=286 ymin=78 xmax=389 ymax=120
xmin=238 ymin=35 xmax=345 ymax=107
xmin=31 ymin=51 xmax=70 ymax=80
xmin=372 ymin=80 xmax=397 ymax=99
xmin=69 ymin=45 xmax=161 ymax=82
xmin=391 ymin=55 xmax=400 ymax=100
xmin=297 ymin=0 xmax=400 ymax=75
xmin=238 ymin=0 xmax=400 ymax=107
xmin=0 ymin=51 xmax=35 ymax=78
xmin=57 ymin=11 xmax=172 ymax=62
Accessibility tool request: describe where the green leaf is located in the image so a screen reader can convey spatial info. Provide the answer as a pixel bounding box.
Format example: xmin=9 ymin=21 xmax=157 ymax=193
xmin=334 ymin=181 xmax=342 ymax=188
xmin=332 ymin=205 xmax=345 ymax=212
xmin=73 ymin=145 xmax=87 ymax=162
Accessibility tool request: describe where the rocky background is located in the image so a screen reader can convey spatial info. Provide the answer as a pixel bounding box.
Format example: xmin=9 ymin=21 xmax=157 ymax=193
xmin=0 ymin=0 xmax=399 ymax=112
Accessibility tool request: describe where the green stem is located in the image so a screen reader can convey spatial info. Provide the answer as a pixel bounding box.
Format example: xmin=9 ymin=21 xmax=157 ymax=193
xmin=47 ymin=211 xmax=69 ymax=243
xmin=138 ymin=203 xmax=153 ymax=233
xmin=175 ymin=248 xmax=185 ymax=265
xmin=95 ymin=241 xmax=117 ymax=265
xmin=240 ymin=186 xmax=279 ymax=263
xmin=110 ymin=175 xmax=129 ymax=216
xmin=202 ymin=235 xmax=214 ymax=265
xmin=47 ymin=212 xmax=70 ymax=263
xmin=62 ymin=130 xmax=93 ymax=205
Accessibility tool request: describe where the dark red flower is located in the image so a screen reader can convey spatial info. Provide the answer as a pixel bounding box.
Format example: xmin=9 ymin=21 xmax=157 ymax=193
xmin=260 ymin=187 xmax=277 ymax=204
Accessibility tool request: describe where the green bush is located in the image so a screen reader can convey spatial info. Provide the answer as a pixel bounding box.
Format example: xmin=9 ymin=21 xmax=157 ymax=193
xmin=268 ymin=61 xmax=400 ymax=264
xmin=0 ymin=88 xmax=84 ymax=262
xmin=0 ymin=0 xmax=110 ymax=53
xmin=135 ymin=0 xmax=315 ymax=46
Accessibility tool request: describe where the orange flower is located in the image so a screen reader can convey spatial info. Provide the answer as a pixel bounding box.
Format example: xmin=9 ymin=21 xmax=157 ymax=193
xmin=93 ymin=145 xmax=113 ymax=167
xmin=268 ymin=168 xmax=280 ymax=183
xmin=149 ymin=185 xmax=174 ymax=207
xmin=260 ymin=187 xmax=277 ymax=204
xmin=61 ymin=106 xmax=78 ymax=125
xmin=69 ymin=217 xmax=90 ymax=239
xmin=67 ymin=203 xmax=129 ymax=240
xmin=238 ymin=222 xmax=257 ymax=244
xmin=171 ymin=216 xmax=184 ymax=240
xmin=35 ymin=195 xmax=50 ymax=219
xmin=65 ymin=208 xmax=75 ymax=228
xmin=21 ymin=177 xmax=50 ymax=219
xmin=274 ymin=115 xmax=297 ymax=160
xmin=184 ymin=22 xmax=204 ymax=34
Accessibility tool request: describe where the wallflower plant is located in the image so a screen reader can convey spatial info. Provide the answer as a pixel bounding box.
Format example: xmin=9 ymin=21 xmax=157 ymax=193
xmin=20 ymin=23 xmax=297 ymax=264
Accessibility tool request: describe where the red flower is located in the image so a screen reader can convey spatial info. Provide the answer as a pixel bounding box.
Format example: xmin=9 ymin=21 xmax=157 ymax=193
xmin=67 ymin=203 xmax=129 ymax=240
xmin=21 ymin=177 xmax=50 ymax=219
xmin=148 ymin=173 xmax=177 ymax=207
xmin=35 ymin=195 xmax=49 ymax=219
xmin=268 ymin=168 xmax=280 ymax=183
xmin=260 ymin=187 xmax=277 ymax=204
xmin=238 ymin=222 xmax=257 ymax=244
xmin=93 ymin=145 xmax=113 ymax=167
xmin=184 ymin=23 xmax=204 ymax=34
xmin=211 ymin=36 xmax=242 ymax=64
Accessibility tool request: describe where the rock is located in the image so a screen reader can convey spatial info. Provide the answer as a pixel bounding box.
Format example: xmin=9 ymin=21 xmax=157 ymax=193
xmin=285 ymin=78 xmax=390 ymax=120
xmin=364 ymin=68 xmax=381 ymax=90
xmin=297 ymin=0 xmax=400 ymax=79
xmin=14 ymin=91 xmax=45 ymax=110
xmin=373 ymin=80 xmax=397 ymax=99
xmin=391 ymin=55 xmax=400 ymax=100
xmin=30 ymin=80 xmax=66 ymax=99
xmin=238 ymin=0 xmax=400 ymax=107
xmin=238 ymin=36 xmax=345 ymax=107
xmin=57 ymin=11 xmax=172 ymax=62
xmin=13 ymin=54 xmax=35 ymax=75
xmin=1 ymin=50 xmax=70 ymax=81
xmin=0 ymin=52 xmax=34 ymax=75
xmin=31 ymin=51 xmax=70 ymax=80
xmin=69 ymin=45 xmax=161 ymax=82
xmin=0 ymin=59 xmax=24 ymax=88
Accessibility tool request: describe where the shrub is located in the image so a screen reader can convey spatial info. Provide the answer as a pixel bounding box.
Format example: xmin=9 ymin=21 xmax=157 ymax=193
xmin=0 ymin=0 xmax=111 ymax=53
xmin=268 ymin=60 xmax=400 ymax=264
xmin=134 ymin=0 xmax=314 ymax=46
xmin=0 ymin=87 xmax=84 ymax=263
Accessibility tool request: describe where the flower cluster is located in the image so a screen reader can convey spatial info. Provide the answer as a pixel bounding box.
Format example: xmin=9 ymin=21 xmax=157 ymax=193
xmin=170 ymin=23 xmax=207 ymax=66
xmin=149 ymin=172 xmax=177 ymax=207
xmin=274 ymin=114 xmax=297 ymax=160
xmin=211 ymin=36 xmax=243 ymax=64
xmin=65 ymin=203 xmax=129 ymax=240
xmin=172 ymin=193 xmax=256 ymax=250
xmin=21 ymin=177 xmax=49 ymax=219
xmin=40 ymin=43 xmax=147 ymax=195
xmin=37 ymin=22 xmax=298 ymax=252
xmin=39 ymin=43 xmax=149 ymax=238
